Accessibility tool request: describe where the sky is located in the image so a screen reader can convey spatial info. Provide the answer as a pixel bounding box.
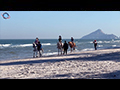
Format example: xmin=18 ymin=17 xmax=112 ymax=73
xmin=0 ymin=11 xmax=120 ymax=39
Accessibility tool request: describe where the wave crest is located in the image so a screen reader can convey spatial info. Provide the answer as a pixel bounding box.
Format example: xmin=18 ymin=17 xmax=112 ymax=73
xmin=0 ymin=43 xmax=53 ymax=49
xmin=0 ymin=44 xmax=11 ymax=48
xmin=42 ymin=43 xmax=51 ymax=46
xmin=11 ymin=44 xmax=32 ymax=48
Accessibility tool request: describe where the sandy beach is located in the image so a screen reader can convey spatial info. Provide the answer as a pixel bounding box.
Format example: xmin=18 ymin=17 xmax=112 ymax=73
xmin=0 ymin=48 xmax=120 ymax=79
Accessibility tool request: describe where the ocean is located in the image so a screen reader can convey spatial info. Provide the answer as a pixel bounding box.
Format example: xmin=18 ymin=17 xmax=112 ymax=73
xmin=0 ymin=39 xmax=120 ymax=61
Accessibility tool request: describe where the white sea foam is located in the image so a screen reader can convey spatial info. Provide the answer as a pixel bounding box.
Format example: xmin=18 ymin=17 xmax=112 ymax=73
xmin=103 ymin=41 xmax=111 ymax=43
xmin=89 ymin=41 xmax=93 ymax=43
xmin=112 ymin=45 xmax=117 ymax=47
xmin=97 ymin=40 xmax=120 ymax=44
xmin=42 ymin=43 xmax=51 ymax=46
xmin=97 ymin=41 xmax=104 ymax=43
xmin=89 ymin=41 xmax=104 ymax=44
xmin=89 ymin=40 xmax=115 ymax=44
xmin=81 ymin=48 xmax=94 ymax=51
xmin=16 ymin=43 xmax=52 ymax=47
xmin=42 ymin=49 xmax=80 ymax=56
xmin=42 ymin=52 xmax=58 ymax=56
xmin=19 ymin=44 xmax=32 ymax=47
xmin=0 ymin=44 xmax=11 ymax=47
xmin=11 ymin=44 xmax=32 ymax=48
xmin=98 ymin=45 xmax=103 ymax=47
xmin=0 ymin=43 xmax=53 ymax=48
xmin=91 ymin=40 xmax=113 ymax=44
xmin=112 ymin=40 xmax=120 ymax=43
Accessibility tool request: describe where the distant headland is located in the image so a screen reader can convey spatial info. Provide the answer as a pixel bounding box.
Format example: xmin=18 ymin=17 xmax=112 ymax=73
xmin=80 ymin=29 xmax=119 ymax=39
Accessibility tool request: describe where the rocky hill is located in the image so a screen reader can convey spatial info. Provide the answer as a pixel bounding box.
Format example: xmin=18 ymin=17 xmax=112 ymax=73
xmin=81 ymin=29 xmax=119 ymax=39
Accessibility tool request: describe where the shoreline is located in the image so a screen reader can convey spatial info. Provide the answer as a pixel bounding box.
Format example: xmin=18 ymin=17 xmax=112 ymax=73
xmin=1 ymin=48 xmax=120 ymax=63
xmin=0 ymin=48 xmax=120 ymax=79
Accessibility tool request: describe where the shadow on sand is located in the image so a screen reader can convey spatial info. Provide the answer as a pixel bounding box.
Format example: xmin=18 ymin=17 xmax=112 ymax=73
xmin=35 ymin=70 xmax=120 ymax=79
xmin=0 ymin=51 xmax=120 ymax=66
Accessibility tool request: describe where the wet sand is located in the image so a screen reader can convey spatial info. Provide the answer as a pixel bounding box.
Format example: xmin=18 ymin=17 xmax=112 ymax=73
xmin=0 ymin=48 xmax=120 ymax=79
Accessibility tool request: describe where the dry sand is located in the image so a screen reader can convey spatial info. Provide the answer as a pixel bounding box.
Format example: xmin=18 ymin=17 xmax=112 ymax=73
xmin=0 ymin=48 xmax=120 ymax=79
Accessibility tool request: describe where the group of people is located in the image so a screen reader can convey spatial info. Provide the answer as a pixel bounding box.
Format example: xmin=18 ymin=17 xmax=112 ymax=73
xmin=57 ymin=36 xmax=76 ymax=55
xmin=33 ymin=36 xmax=97 ymax=58
xmin=33 ymin=38 xmax=43 ymax=58
xmin=33 ymin=36 xmax=77 ymax=57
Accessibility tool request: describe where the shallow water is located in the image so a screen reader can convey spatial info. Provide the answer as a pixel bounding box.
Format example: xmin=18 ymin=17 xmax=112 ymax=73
xmin=0 ymin=39 xmax=120 ymax=61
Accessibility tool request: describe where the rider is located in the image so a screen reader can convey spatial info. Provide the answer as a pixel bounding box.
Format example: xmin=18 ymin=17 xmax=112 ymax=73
xmin=58 ymin=35 xmax=62 ymax=42
xmin=71 ymin=37 xmax=74 ymax=42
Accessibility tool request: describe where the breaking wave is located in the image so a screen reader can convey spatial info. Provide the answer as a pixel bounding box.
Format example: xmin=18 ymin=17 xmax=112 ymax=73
xmin=98 ymin=45 xmax=103 ymax=47
xmin=42 ymin=52 xmax=58 ymax=56
xmin=80 ymin=48 xmax=95 ymax=51
xmin=11 ymin=44 xmax=32 ymax=48
xmin=112 ymin=45 xmax=117 ymax=47
xmin=90 ymin=40 xmax=120 ymax=44
xmin=42 ymin=43 xmax=51 ymax=46
xmin=0 ymin=43 xmax=54 ymax=49
xmin=0 ymin=44 xmax=11 ymax=47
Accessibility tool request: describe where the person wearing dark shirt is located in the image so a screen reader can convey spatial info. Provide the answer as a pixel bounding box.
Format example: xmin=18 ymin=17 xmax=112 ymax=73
xmin=58 ymin=35 xmax=62 ymax=42
xmin=63 ymin=41 xmax=68 ymax=55
xmin=71 ymin=37 xmax=74 ymax=42
xmin=35 ymin=37 xmax=39 ymax=44
xmin=93 ymin=40 xmax=97 ymax=50
xmin=36 ymin=41 xmax=43 ymax=57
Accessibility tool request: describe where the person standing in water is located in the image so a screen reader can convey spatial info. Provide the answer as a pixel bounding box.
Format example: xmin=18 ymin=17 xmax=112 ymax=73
xmin=93 ymin=40 xmax=97 ymax=50
xmin=63 ymin=41 xmax=68 ymax=55
xmin=36 ymin=41 xmax=43 ymax=57
xmin=33 ymin=37 xmax=39 ymax=58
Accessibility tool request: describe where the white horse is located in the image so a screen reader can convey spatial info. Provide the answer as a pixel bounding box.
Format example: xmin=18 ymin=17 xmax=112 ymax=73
xmin=57 ymin=41 xmax=63 ymax=55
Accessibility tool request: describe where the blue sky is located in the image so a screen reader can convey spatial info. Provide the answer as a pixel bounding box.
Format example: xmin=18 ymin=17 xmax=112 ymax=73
xmin=0 ymin=11 xmax=120 ymax=39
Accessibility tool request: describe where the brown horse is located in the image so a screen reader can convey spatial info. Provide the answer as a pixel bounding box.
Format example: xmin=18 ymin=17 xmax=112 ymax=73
xmin=68 ymin=42 xmax=76 ymax=52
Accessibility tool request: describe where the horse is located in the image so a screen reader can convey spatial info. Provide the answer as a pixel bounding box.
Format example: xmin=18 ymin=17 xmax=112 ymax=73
xmin=57 ymin=41 xmax=63 ymax=55
xmin=68 ymin=41 xmax=76 ymax=52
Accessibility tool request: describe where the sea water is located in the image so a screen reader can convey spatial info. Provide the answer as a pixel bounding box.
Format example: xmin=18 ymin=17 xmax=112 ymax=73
xmin=0 ymin=39 xmax=120 ymax=61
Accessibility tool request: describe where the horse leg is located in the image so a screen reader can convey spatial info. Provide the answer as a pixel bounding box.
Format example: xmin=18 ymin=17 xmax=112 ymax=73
xmin=73 ymin=47 xmax=75 ymax=50
xmin=71 ymin=48 xmax=72 ymax=52
xmin=36 ymin=50 xmax=39 ymax=57
xmin=61 ymin=48 xmax=62 ymax=55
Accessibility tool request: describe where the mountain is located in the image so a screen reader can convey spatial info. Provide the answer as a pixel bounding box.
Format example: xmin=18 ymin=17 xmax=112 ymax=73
xmin=81 ymin=29 xmax=119 ymax=39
